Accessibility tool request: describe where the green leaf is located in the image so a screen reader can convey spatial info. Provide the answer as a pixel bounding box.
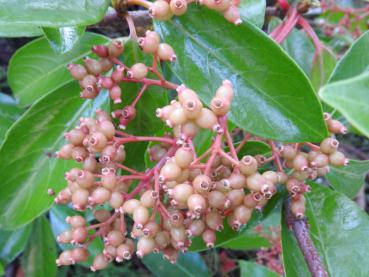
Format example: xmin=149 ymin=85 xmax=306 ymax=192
xmin=115 ymin=40 xmax=168 ymax=170
xmin=0 ymin=84 xmax=110 ymax=230
xmin=239 ymin=261 xmax=280 ymax=277
xmin=281 ymin=212 xmax=310 ymax=277
xmin=0 ymin=225 xmax=32 ymax=264
xmin=239 ymin=0 xmax=266 ymax=28
xmin=237 ymin=140 xmax=271 ymax=157
xmin=0 ymin=23 xmax=42 ymax=38
xmin=155 ymin=6 xmax=327 ymax=142
xmin=23 ymin=216 xmax=57 ymax=277
xmin=319 ymin=71 xmax=369 ymax=137
xmin=311 ymin=47 xmax=337 ymax=91
xmin=268 ymin=18 xmax=315 ymax=76
xmin=0 ymin=0 xmax=109 ymax=28
xmin=43 ymin=26 xmax=86 ymax=54
xmin=0 ymin=93 xmax=23 ymax=143
xmin=329 ymin=30 xmax=369 ymax=82
xmin=143 ymin=252 xmax=210 ymax=277
xmin=326 ymin=160 xmax=369 ymax=198
xmin=285 ymin=183 xmax=369 ymax=277
xmin=8 ymin=33 xmax=110 ymax=106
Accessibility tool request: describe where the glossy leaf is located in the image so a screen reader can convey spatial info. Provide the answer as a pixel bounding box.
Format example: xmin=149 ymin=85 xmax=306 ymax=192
xmin=43 ymin=26 xmax=86 ymax=54
xmin=143 ymin=252 xmax=210 ymax=277
xmin=237 ymin=140 xmax=271 ymax=157
xmin=239 ymin=0 xmax=266 ymax=28
xmin=0 ymin=93 xmax=23 ymax=143
xmin=239 ymin=261 xmax=280 ymax=277
xmin=311 ymin=47 xmax=337 ymax=91
xmin=8 ymin=33 xmax=110 ymax=106
xmin=319 ymin=71 xmax=369 ymax=137
xmin=0 ymin=225 xmax=32 ymax=264
xmin=281 ymin=211 xmax=310 ymax=277
xmin=0 ymin=84 xmax=109 ymax=230
xmin=0 ymin=23 xmax=42 ymax=38
xmin=0 ymin=0 xmax=109 ymax=28
xmin=115 ymin=40 xmax=169 ymax=170
xmin=329 ymin=30 xmax=369 ymax=82
xmin=288 ymin=183 xmax=369 ymax=277
xmin=326 ymin=160 xmax=369 ymax=198
xmin=269 ymin=18 xmax=315 ymax=76
xmin=22 ymin=216 xmax=57 ymax=277
xmin=155 ymin=6 xmax=327 ymax=142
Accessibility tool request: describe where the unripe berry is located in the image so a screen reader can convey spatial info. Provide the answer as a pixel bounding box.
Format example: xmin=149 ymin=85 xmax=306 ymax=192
xmin=286 ymin=178 xmax=301 ymax=194
xmin=89 ymin=132 xmax=107 ymax=152
xmin=205 ymin=211 xmax=224 ymax=231
xmin=71 ymin=146 xmax=88 ymax=163
xmin=193 ymin=174 xmax=212 ymax=194
xmin=226 ymin=189 xmax=245 ymax=209
xmin=246 ymin=173 xmax=265 ymax=192
xmin=277 ymin=172 xmax=288 ymax=184
xmin=122 ymin=199 xmax=141 ymax=214
xmin=117 ymin=240 xmax=135 ymax=260
xmin=202 ymin=0 xmax=231 ymax=11
xmin=65 ymin=128 xmax=85 ymax=146
xmin=136 ymin=237 xmax=156 ymax=257
xmin=127 ymin=63 xmax=148 ymax=80
xmin=94 ymin=209 xmax=111 ymax=222
xmin=76 ymin=170 xmax=95 ymax=188
xmin=327 ymin=119 xmax=347 ymax=134
xmin=170 ymin=0 xmax=188 ymax=15
xmin=291 ymin=195 xmax=306 ymax=219
xmin=262 ymin=171 xmax=278 ymax=184
xmin=317 ymin=166 xmax=330 ymax=176
xmin=102 ymin=170 xmax=117 ymax=190
xmin=80 ymin=74 xmax=97 ymax=88
xmin=234 ymin=205 xmax=252 ymax=225
xmin=84 ymin=57 xmax=103 ymax=75
xmin=159 ymin=161 xmax=182 ymax=181
xmin=310 ymin=153 xmax=329 ymax=168
xmin=92 ymin=45 xmax=109 ymax=57
xmin=109 ymin=191 xmax=123 ymax=209
xmin=195 ymin=108 xmax=218 ymax=130
xmin=172 ymin=183 xmax=194 ymax=203
xmin=72 ymin=227 xmax=88 ymax=244
xmin=186 ymin=220 xmax=206 ymax=237
xmin=181 ymin=121 xmax=200 ymax=137
xmin=98 ymin=76 xmax=114 ymax=90
xmin=149 ymin=0 xmax=173 ymax=21
xmin=138 ymin=35 xmax=160 ymax=54
xmin=210 ymin=96 xmax=231 ymax=116
xmin=68 ymin=64 xmax=87 ymax=81
xmin=109 ymin=85 xmax=122 ymax=104
xmin=157 ymin=43 xmax=177 ymax=61
xmin=108 ymin=40 xmax=124 ymax=57
xmin=97 ymin=120 xmax=115 ymax=140
xmin=112 ymin=65 xmax=124 ymax=83
xmin=176 ymin=168 xmax=190 ymax=183
xmin=66 ymin=215 xmax=86 ymax=228
xmin=292 ymin=154 xmax=309 ymax=171
xmin=281 ymin=145 xmax=297 ymax=160
xmin=106 ymin=230 xmax=124 ymax=247
xmin=100 ymin=145 xmax=117 ymax=163
xmin=140 ymin=190 xmax=158 ymax=208
xmin=168 ymin=106 xmax=187 ymax=126
xmin=223 ymin=5 xmax=242 ymax=25
xmin=91 ymin=187 xmax=111 ymax=205
xmin=99 ymin=58 xmax=114 ymax=72
xmin=170 ymin=226 xmax=186 ymax=244
xmin=243 ymin=193 xmax=258 ymax=208
xmin=56 ymin=250 xmax=73 ymax=266
xmin=155 ymin=231 xmax=170 ymax=249
xmin=133 ymin=205 xmax=150 ymax=228
xmin=72 ymin=189 xmax=89 ymax=209
xmin=72 ymin=248 xmax=89 ymax=263
xmin=104 ymin=245 xmax=117 ymax=260
xmin=91 ymin=254 xmax=109 ymax=271
xmin=202 ymin=229 xmax=216 ymax=248
xmin=187 ymin=194 xmax=207 ymax=214
xmin=320 ymin=138 xmax=339 ymax=154
xmin=216 ymin=80 xmax=234 ymax=101
xmin=81 ymin=85 xmax=98 ymax=99
xmin=182 ymin=98 xmax=203 ymax=119
xmin=240 ymin=155 xmax=258 ymax=175
xmin=57 ymin=230 xmax=73 ymax=244
xmin=143 ymin=221 xmax=160 ymax=238
xmin=56 ymin=144 xmax=74 ymax=159
xmin=208 ymin=190 xmax=226 ymax=209
xmin=156 ymin=105 xmax=175 ymax=121
xmin=114 ymin=145 xmax=126 ymax=163
xmin=329 ymin=151 xmax=348 ymax=166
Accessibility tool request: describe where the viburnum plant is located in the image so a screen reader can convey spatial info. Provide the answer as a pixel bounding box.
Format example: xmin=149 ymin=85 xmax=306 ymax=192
xmin=1 ymin=0 xmax=369 ymax=277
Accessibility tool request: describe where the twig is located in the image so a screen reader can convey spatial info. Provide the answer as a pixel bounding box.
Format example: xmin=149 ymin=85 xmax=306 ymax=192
xmin=285 ymin=200 xmax=328 ymax=277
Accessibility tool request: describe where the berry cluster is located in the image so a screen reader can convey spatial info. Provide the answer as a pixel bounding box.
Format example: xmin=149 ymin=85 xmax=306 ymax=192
xmin=144 ymin=0 xmax=242 ymax=25
xmin=53 ymin=35 xmax=348 ymax=271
